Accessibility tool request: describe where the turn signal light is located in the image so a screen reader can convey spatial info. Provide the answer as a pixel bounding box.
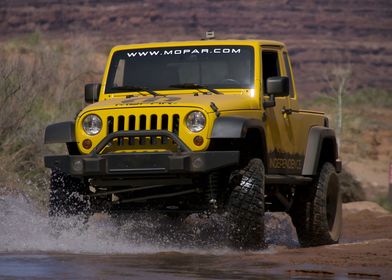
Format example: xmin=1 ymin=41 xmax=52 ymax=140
xmin=193 ymin=136 xmax=204 ymax=146
xmin=82 ymin=139 xmax=92 ymax=149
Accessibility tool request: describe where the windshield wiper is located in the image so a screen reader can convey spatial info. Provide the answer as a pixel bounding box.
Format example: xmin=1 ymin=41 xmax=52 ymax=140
xmin=169 ymin=83 xmax=223 ymax=95
xmin=111 ymin=86 xmax=162 ymax=97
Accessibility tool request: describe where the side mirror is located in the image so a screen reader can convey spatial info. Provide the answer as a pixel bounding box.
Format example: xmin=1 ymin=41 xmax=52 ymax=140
xmin=266 ymin=76 xmax=289 ymax=97
xmin=263 ymin=76 xmax=289 ymax=109
xmin=85 ymin=83 xmax=101 ymax=103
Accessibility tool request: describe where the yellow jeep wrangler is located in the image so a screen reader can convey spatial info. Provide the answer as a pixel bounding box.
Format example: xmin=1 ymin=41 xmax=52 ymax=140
xmin=45 ymin=39 xmax=342 ymax=249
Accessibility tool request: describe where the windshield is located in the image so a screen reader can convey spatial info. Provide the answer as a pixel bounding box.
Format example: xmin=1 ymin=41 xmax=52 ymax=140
xmin=105 ymin=45 xmax=254 ymax=93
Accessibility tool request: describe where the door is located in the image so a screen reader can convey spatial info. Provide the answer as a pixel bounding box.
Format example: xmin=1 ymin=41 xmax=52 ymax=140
xmin=262 ymin=48 xmax=299 ymax=175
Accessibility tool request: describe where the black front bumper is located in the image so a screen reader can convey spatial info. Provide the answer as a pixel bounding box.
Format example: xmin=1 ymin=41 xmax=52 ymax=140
xmin=44 ymin=131 xmax=239 ymax=177
xmin=45 ymin=151 xmax=239 ymax=176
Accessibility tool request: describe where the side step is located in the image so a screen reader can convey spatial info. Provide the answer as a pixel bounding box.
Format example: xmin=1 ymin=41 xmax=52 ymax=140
xmin=265 ymin=174 xmax=313 ymax=185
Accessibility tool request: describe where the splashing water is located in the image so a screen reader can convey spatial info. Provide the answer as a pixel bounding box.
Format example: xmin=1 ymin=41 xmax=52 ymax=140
xmin=0 ymin=194 xmax=298 ymax=254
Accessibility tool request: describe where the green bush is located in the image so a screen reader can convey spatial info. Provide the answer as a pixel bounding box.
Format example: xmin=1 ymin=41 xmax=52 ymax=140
xmin=377 ymin=195 xmax=392 ymax=213
xmin=344 ymin=89 xmax=392 ymax=108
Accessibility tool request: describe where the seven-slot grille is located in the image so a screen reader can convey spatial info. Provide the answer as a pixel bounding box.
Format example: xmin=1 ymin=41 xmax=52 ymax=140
xmin=101 ymin=113 xmax=182 ymax=149
xmin=106 ymin=113 xmax=180 ymax=135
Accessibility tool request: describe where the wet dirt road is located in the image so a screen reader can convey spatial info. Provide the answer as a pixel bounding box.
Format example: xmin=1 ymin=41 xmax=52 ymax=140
xmin=1 ymin=196 xmax=391 ymax=279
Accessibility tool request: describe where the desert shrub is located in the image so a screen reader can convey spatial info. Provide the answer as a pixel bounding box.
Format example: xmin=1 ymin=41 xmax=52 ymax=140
xmin=344 ymin=89 xmax=392 ymax=108
xmin=0 ymin=32 xmax=102 ymax=206
xmin=339 ymin=168 xmax=366 ymax=202
xmin=377 ymin=195 xmax=392 ymax=213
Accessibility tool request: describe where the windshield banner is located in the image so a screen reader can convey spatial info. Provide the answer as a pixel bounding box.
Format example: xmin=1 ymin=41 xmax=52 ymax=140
xmin=126 ymin=47 xmax=242 ymax=58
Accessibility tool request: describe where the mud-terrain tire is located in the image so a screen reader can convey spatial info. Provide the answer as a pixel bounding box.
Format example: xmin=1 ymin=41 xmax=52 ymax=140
xmin=49 ymin=169 xmax=91 ymax=217
xmin=290 ymin=162 xmax=342 ymax=247
xmin=227 ymin=158 xmax=265 ymax=250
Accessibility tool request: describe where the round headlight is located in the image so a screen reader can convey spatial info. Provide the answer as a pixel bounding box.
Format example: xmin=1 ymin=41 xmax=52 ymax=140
xmin=186 ymin=111 xmax=206 ymax=132
xmin=82 ymin=114 xmax=102 ymax=135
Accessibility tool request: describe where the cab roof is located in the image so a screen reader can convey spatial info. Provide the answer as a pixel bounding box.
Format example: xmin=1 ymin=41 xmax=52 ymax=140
xmin=112 ymin=40 xmax=286 ymax=52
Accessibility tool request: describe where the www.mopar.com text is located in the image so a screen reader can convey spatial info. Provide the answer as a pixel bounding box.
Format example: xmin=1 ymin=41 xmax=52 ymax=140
xmin=127 ymin=48 xmax=242 ymax=58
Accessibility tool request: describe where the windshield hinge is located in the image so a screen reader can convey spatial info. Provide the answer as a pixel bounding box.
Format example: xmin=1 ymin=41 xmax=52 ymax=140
xmin=210 ymin=102 xmax=220 ymax=117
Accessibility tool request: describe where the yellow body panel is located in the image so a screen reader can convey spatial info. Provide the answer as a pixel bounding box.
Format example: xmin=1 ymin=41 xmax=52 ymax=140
xmin=75 ymin=39 xmax=326 ymax=173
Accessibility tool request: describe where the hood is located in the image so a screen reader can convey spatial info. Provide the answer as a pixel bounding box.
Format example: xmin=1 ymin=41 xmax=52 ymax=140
xmin=83 ymin=91 xmax=260 ymax=114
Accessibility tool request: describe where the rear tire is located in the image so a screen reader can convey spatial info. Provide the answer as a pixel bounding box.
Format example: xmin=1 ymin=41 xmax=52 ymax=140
xmin=49 ymin=169 xmax=91 ymax=218
xmin=290 ymin=162 xmax=342 ymax=247
xmin=226 ymin=158 xmax=265 ymax=250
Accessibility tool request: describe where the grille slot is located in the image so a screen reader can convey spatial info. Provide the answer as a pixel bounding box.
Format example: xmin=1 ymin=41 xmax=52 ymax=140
xmin=140 ymin=115 xmax=146 ymax=130
xmin=118 ymin=116 xmax=125 ymax=131
xmin=161 ymin=114 xmax=168 ymax=130
xmin=173 ymin=114 xmax=180 ymax=135
xmin=108 ymin=116 xmax=114 ymax=134
xmin=117 ymin=116 xmax=125 ymax=145
xmin=151 ymin=115 xmax=157 ymax=130
xmin=129 ymin=115 xmax=136 ymax=130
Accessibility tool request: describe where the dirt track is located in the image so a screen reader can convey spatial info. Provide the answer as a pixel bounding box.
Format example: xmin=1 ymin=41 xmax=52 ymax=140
xmin=255 ymin=202 xmax=392 ymax=279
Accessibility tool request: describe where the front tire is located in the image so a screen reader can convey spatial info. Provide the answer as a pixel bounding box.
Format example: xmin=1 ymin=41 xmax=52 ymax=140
xmin=226 ymin=158 xmax=265 ymax=250
xmin=290 ymin=162 xmax=342 ymax=247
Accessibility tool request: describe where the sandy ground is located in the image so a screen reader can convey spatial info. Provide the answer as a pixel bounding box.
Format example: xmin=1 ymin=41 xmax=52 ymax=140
xmin=341 ymin=109 xmax=392 ymax=201
xmin=256 ymin=201 xmax=392 ymax=279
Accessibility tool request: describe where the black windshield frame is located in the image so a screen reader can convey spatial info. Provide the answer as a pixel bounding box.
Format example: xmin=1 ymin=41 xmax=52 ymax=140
xmin=105 ymin=45 xmax=255 ymax=93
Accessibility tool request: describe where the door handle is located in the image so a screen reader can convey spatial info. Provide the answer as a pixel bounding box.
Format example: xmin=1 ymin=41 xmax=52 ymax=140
xmin=281 ymin=107 xmax=292 ymax=115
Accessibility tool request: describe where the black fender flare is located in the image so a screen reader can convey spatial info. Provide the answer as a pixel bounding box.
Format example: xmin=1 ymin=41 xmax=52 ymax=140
xmin=302 ymin=126 xmax=340 ymax=176
xmin=44 ymin=121 xmax=76 ymax=144
xmin=210 ymin=116 xmax=265 ymax=139
xmin=210 ymin=116 xmax=267 ymax=164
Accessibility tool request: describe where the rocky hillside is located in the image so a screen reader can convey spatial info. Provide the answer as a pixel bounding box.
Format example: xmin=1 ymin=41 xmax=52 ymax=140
xmin=1 ymin=0 xmax=392 ymax=95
